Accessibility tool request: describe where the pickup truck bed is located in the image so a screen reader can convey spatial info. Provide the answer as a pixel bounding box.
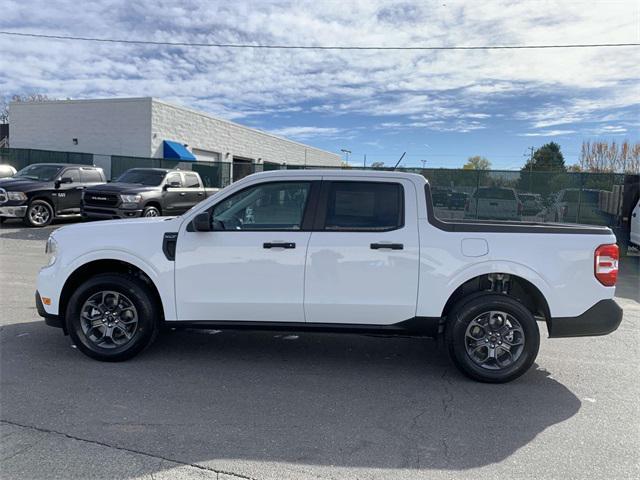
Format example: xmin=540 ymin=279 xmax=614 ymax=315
xmin=37 ymin=170 xmax=622 ymax=383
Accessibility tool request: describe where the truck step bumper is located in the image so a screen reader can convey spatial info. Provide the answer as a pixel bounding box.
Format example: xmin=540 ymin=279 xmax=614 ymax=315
xmin=548 ymin=299 xmax=623 ymax=338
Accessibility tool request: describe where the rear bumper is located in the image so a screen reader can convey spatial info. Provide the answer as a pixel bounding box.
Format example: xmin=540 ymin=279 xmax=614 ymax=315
xmin=548 ymin=299 xmax=623 ymax=338
xmin=35 ymin=290 xmax=65 ymax=331
xmin=0 ymin=205 xmax=27 ymax=218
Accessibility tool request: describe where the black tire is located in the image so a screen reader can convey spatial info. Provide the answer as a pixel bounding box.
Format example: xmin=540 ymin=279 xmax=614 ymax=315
xmin=0 ymin=216 xmax=5 ymax=224
xmin=23 ymin=200 xmax=54 ymax=227
xmin=142 ymin=205 xmax=161 ymax=217
xmin=65 ymin=273 xmax=160 ymax=362
xmin=445 ymin=293 xmax=540 ymax=383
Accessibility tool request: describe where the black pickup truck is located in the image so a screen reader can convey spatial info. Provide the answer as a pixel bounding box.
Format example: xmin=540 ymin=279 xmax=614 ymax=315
xmin=0 ymin=163 xmax=106 ymax=227
xmin=81 ymin=168 xmax=217 ymax=219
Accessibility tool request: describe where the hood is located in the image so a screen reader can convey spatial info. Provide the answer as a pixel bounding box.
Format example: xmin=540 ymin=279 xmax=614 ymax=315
xmin=0 ymin=177 xmax=52 ymax=192
xmin=85 ymin=182 xmax=161 ymax=194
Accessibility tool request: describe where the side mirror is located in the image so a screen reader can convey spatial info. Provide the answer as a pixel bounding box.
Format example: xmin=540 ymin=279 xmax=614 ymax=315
xmin=164 ymin=181 xmax=181 ymax=190
xmin=60 ymin=177 xmax=73 ymax=184
xmin=192 ymin=212 xmax=212 ymax=232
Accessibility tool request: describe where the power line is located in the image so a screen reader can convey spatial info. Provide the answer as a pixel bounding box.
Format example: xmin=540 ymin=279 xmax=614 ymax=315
xmin=0 ymin=31 xmax=638 ymax=50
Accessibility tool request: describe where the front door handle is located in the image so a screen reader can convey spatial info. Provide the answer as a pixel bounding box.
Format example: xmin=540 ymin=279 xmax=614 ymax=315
xmin=370 ymin=242 xmax=404 ymax=250
xmin=180 ymin=192 xmax=187 ymax=196
xmin=263 ymin=242 xmax=296 ymax=249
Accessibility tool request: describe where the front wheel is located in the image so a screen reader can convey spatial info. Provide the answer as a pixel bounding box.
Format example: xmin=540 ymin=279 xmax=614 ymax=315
xmin=445 ymin=294 xmax=540 ymax=383
xmin=65 ymin=273 xmax=160 ymax=361
xmin=142 ymin=205 xmax=161 ymax=217
xmin=24 ymin=200 xmax=54 ymax=227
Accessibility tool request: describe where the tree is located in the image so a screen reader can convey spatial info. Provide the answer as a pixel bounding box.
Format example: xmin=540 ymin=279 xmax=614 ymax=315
xmin=1 ymin=93 xmax=52 ymax=123
xmin=518 ymin=142 xmax=567 ymax=195
xmin=463 ymin=156 xmax=491 ymax=170
xmin=579 ymin=140 xmax=640 ymax=174
xmin=370 ymin=161 xmax=385 ymax=169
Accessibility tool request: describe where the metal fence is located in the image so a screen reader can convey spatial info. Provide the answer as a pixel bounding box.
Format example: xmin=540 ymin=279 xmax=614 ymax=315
xmin=1 ymin=147 xmax=638 ymax=235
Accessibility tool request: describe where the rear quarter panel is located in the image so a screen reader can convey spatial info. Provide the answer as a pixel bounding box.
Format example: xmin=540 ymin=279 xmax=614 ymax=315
xmin=417 ymin=222 xmax=617 ymax=318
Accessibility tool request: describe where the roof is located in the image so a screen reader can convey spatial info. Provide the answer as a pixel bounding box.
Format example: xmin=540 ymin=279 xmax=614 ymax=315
xmin=24 ymin=163 xmax=99 ymax=169
xmin=247 ymin=169 xmax=428 ymax=182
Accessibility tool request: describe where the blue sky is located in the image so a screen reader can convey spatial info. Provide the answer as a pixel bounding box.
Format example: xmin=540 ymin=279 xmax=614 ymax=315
xmin=1 ymin=0 xmax=638 ymax=169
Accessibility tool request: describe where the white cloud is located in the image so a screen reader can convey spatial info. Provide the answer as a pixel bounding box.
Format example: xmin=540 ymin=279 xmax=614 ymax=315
xmin=267 ymin=126 xmax=347 ymax=140
xmin=518 ymin=129 xmax=577 ymax=137
xmin=0 ymin=0 xmax=638 ymax=136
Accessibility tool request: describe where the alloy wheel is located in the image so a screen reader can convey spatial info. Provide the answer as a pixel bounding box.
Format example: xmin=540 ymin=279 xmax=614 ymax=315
xmin=464 ymin=310 xmax=525 ymax=370
xmin=80 ymin=291 xmax=139 ymax=349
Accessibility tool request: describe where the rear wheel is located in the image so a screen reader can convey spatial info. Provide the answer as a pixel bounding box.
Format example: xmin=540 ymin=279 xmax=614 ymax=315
xmin=24 ymin=200 xmax=54 ymax=227
xmin=445 ymin=294 xmax=540 ymax=383
xmin=65 ymin=273 xmax=160 ymax=361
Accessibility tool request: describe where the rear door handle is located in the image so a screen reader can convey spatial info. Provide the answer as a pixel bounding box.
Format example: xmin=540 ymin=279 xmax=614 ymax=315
xmin=370 ymin=243 xmax=404 ymax=250
xmin=263 ymin=242 xmax=296 ymax=249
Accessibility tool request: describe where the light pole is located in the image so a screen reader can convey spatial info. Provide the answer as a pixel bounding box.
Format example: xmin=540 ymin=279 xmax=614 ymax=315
xmin=340 ymin=148 xmax=352 ymax=166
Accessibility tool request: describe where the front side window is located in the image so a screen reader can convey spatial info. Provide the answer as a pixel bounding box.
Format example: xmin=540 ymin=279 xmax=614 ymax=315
xmin=212 ymin=182 xmax=310 ymax=230
xmin=324 ymin=182 xmax=403 ymax=231
xmin=184 ymin=173 xmax=200 ymax=188
xmin=166 ymin=173 xmax=183 ymax=187
xmin=63 ymin=168 xmax=81 ymax=182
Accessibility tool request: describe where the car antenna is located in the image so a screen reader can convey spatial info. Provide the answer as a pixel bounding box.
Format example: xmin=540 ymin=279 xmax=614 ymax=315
xmin=392 ymin=152 xmax=407 ymax=171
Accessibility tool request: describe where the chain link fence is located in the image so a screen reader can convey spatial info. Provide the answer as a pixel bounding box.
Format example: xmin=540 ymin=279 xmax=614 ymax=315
xmin=1 ymin=147 xmax=637 ymax=241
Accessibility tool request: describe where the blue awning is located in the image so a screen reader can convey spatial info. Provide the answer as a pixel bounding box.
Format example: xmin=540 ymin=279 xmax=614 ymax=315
xmin=163 ymin=140 xmax=196 ymax=161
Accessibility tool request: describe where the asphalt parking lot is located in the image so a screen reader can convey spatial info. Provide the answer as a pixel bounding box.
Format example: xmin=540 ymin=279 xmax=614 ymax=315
xmin=1 ymin=219 xmax=639 ymax=480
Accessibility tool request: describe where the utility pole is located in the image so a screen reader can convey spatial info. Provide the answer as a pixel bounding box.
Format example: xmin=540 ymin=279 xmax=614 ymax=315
xmin=525 ymin=146 xmax=535 ymax=192
xmin=340 ymin=148 xmax=351 ymax=165
xmin=364 ymin=154 xmax=367 ymax=168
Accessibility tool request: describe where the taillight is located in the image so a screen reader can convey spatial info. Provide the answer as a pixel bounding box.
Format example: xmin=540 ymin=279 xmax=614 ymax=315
xmin=594 ymin=244 xmax=619 ymax=286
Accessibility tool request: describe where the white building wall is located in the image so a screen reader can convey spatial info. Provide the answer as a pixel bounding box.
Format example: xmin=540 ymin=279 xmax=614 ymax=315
xmin=10 ymin=98 xmax=152 ymax=157
xmin=150 ymin=100 xmax=341 ymax=166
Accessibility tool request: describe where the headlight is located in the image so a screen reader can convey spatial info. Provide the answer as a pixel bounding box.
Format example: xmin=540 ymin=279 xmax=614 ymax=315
xmin=7 ymin=191 xmax=27 ymax=202
xmin=120 ymin=194 xmax=142 ymax=203
xmin=44 ymin=236 xmax=58 ymax=267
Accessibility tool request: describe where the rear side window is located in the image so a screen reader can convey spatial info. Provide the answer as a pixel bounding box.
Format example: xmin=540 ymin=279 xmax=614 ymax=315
xmin=184 ymin=173 xmax=200 ymax=188
xmin=474 ymin=188 xmax=516 ymax=200
xmin=81 ymin=169 xmax=103 ymax=183
xmin=324 ymin=182 xmax=403 ymax=231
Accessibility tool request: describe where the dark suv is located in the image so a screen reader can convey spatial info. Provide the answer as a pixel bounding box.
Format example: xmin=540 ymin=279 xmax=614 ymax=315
xmin=0 ymin=163 xmax=106 ymax=227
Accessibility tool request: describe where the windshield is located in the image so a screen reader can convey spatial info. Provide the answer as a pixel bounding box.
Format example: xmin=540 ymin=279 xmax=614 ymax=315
xmin=15 ymin=164 xmax=63 ymax=182
xmin=115 ymin=170 xmax=166 ymax=186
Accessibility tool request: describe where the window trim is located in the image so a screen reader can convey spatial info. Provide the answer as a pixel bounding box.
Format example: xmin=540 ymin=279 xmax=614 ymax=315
xmin=187 ymin=180 xmax=320 ymax=232
xmin=314 ymin=180 xmax=405 ymax=232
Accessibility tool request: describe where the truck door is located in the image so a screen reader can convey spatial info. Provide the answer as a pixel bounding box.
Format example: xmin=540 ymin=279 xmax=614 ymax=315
xmin=175 ymin=180 xmax=318 ymax=322
xmin=163 ymin=172 xmax=184 ymax=215
xmin=182 ymin=172 xmax=206 ymax=211
xmin=304 ymin=179 xmax=420 ymax=325
xmin=55 ymin=167 xmax=83 ymax=214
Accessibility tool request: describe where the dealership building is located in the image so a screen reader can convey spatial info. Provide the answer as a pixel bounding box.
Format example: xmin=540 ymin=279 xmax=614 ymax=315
xmin=8 ymin=97 xmax=341 ymax=181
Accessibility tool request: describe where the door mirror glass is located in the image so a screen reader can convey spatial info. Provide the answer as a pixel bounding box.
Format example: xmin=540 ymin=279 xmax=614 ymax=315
xmin=164 ymin=181 xmax=181 ymax=190
xmin=192 ymin=212 xmax=213 ymax=232
xmin=60 ymin=176 xmax=73 ymax=184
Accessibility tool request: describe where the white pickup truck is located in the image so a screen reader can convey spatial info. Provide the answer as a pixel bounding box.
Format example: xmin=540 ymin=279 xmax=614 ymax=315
xmin=36 ymin=170 xmax=623 ymax=382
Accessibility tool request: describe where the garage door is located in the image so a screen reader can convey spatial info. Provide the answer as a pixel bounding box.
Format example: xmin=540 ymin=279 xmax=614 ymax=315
xmin=192 ymin=148 xmax=221 ymax=163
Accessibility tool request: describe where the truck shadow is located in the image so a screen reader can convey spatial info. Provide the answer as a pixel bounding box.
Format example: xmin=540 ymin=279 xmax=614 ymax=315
xmin=1 ymin=321 xmax=581 ymax=474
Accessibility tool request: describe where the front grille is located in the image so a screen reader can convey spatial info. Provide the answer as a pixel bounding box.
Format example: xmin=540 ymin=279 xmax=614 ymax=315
xmin=83 ymin=192 xmax=119 ymax=207
xmin=0 ymin=188 xmax=7 ymax=204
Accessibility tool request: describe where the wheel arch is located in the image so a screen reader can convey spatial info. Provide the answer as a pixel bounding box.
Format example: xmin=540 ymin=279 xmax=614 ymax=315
xmin=440 ymin=269 xmax=552 ymax=333
xmin=142 ymin=201 xmax=162 ymax=214
xmin=59 ymin=258 xmax=166 ymax=326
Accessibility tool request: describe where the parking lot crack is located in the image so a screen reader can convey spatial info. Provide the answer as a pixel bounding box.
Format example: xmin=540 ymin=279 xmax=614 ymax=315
xmin=0 ymin=419 xmax=257 ymax=480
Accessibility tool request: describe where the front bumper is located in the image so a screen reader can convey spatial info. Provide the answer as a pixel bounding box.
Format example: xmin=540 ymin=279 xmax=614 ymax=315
xmin=81 ymin=206 xmax=143 ymax=219
xmin=0 ymin=205 xmax=27 ymax=218
xmin=35 ymin=290 xmax=65 ymax=331
xmin=548 ymin=299 xmax=623 ymax=338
